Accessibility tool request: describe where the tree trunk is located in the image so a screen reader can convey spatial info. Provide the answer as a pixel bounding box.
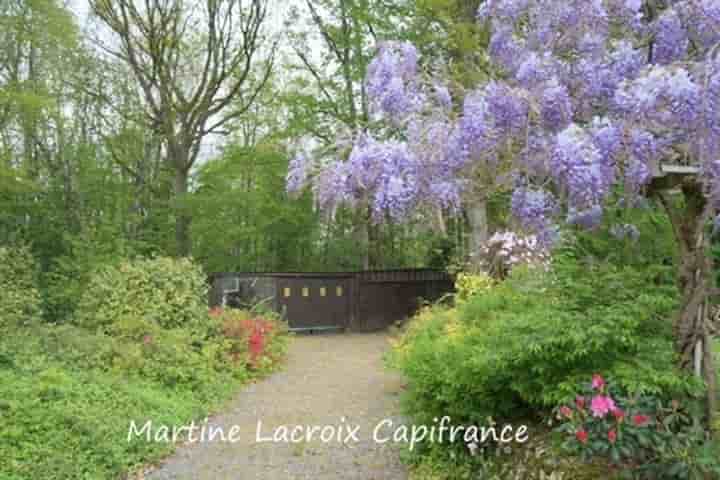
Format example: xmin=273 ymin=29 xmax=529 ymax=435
xmin=174 ymin=167 xmax=191 ymax=257
xmin=354 ymin=208 xmax=370 ymax=270
xmin=467 ymin=197 xmax=489 ymax=266
xmin=658 ymin=181 xmax=717 ymax=428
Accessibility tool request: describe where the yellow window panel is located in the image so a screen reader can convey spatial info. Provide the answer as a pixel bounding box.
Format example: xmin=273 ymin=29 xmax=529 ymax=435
xmin=336 ymin=286 xmax=343 ymax=296
xmin=320 ymin=287 xmax=327 ymax=297
xmin=283 ymin=287 xmax=291 ymax=297
xmin=302 ymin=287 xmax=309 ymax=297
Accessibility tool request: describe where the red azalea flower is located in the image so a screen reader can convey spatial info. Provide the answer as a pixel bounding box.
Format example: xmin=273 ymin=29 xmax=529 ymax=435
xmin=612 ymin=408 xmax=625 ymax=422
xmin=633 ymin=414 xmax=649 ymax=426
xmin=560 ymin=406 xmax=573 ymax=418
xmin=591 ymin=374 xmax=605 ymax=390
xmin=575 ymin=396 xmax=586 ymax=410
xmin=576 ymin=429 xmax=589 ymax=444
xmin=608 ymin=429 xmax=617 ymax=443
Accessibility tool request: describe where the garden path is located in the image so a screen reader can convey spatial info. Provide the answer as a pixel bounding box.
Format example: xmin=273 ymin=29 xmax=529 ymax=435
xmin=146 ymin=332 xmax=408 ymax=480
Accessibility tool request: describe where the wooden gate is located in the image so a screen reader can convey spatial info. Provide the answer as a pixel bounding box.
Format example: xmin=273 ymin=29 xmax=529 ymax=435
xmin=275 ymin=275 xmax=351 ymax=331
xmin=209 ymin=269 xmax=454 ymax=332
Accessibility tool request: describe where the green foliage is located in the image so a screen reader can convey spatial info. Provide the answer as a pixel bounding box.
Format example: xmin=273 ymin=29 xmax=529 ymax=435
xmin=189 ymin=143 xmax=320 ymax=273
xmin=0 ymin=325 xmax=237 ymax=480
xmin=75 ymin=256 xmax=208 ymax=331
xmin=0 ymin=245 xmax=41 ymax=327
xmin=392 ymin=249 xmax=697 ymax=430
xmin=43 ymin=224 xmax=135 ymax=322
xmin=568 ymin=201 xmax=678 ymax=270
xmin=393 ymin=259 xmax=697 ymax=434
xmin=453 ymin=272 xmax=494 ymax=302
xmin=391 ymin=214 xmax=707 ymax=477
xmin=1 ymin=304 xmax=289 ymax=480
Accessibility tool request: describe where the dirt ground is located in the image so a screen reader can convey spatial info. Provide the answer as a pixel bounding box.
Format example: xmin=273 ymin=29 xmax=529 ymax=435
xmin=146 ymin=332 xmax=408 ymax=480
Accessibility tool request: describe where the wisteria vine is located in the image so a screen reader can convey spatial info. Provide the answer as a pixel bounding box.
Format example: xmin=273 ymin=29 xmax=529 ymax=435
xmin=288 ymin=0 xmax=720 ymax=243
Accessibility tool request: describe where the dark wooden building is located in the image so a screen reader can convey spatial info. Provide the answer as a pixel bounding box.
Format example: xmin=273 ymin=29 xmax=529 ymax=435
xmin=209 ymin=269 xmax=454 ymax=332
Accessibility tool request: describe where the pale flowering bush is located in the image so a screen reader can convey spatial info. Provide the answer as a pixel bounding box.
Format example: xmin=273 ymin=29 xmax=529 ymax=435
xmin=475 ymin=231 xmax=550 ymax=279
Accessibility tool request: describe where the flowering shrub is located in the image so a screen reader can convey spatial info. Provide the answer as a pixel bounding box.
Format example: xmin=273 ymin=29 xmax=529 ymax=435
xmin=555 ymin=374 xmax=658 ymax=465
xmin=390 ymin=253 xmax=698 ymax=434
xmin=106 ymin=307 xmax=288 ymax=389
xmin=210 ymin=307 xmax=288 ymax=371
xmin=475 ymin=231 xmax=550 ymax=279
xmin=555 ymin=375 xmax=720 ymax=478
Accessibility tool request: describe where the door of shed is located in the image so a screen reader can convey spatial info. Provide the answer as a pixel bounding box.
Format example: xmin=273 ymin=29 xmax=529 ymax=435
xmin=275 ymin=277 xmax=351 ymax=330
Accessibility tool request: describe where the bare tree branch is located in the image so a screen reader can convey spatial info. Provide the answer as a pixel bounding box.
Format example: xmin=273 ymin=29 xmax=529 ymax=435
xmin=87 ymin=0 xmax=275 ymax=255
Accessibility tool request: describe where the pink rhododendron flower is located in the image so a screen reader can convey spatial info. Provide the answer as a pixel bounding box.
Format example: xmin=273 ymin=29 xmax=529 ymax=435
xmin=590 ymin=394 xmax=616 ymax=418
xmin=560 ymin=406 xmax=573 ymax=418
xmin=591 ymin=374 xmax=605 ymax=390
xmin=608 ymin=429 xmax=617 ymax=443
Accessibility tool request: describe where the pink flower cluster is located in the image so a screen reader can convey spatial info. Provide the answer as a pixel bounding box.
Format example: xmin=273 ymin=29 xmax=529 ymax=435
xmin=587 ymin=374 xmax=623 ymax=419
xmin=560 ymin=374 xmax=650 ymax=447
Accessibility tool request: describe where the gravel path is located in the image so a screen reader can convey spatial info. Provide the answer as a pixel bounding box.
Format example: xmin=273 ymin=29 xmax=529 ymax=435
xmin=147 ymin=332 xmax=408 ymax=480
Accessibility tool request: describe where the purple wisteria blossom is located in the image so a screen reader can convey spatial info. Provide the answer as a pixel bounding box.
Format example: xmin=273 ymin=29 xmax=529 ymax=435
xmin=286 ymin=151 xmax=309 ymax=195
xmin=552 ymin=124 xmax=614 ymax=212
xmin=295 ymin=0 xmax=720 ymax=243
xmin=540 ymin=80 xmax=574 ymax=131
xmin=365 ymin=41 xmax=424 ymax=124
xmin=652 ymin=8 xmax=688 ymax=65
xmin=511 ymin=186 xmax=559 ymax=245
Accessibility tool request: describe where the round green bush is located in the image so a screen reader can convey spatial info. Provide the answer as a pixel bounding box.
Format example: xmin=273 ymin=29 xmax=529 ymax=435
xmin=391 ymin=259 xmax=700 ymax=431
xmin=75 ymin=256 xmax=208 ymax=331
xmin=0 ymin=245 xmax=41 ymax=327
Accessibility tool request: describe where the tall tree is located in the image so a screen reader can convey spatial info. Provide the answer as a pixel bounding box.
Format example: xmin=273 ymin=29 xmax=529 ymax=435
xmin=404 ymin=0 xmax=494 ymax=260
xmin=88 ymin=0 xmax=275 ymax=256
xmin=284 ymin=0 xmax=412 ymax=268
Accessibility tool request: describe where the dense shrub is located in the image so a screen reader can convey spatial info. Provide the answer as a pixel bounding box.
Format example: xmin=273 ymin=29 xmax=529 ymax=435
xmin=211 ymin=307 xmax=289 ymax=371
xmin=0 ymin=325 xmax=237 ymax=480
xmin=1 ymin=308 xmax=289 ymax=480
xmin=0 ymin=245 xmax=41 ymax=327
xmin=75 ymin=256 xmax=208 ymax=331
xmin=555 ymin=374 xmax=720 ymax=479
xmin=43 ymin=226 xmax=133 ymax=322
xmin=392 ymin=258 xmax=699 ymax=432
xmin=453 ymin=272 xmax=494 ymax=302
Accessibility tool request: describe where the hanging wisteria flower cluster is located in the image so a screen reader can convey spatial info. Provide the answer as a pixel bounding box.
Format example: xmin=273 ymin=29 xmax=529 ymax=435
xmin=473 ymin=0 xmax=720 ymax=240
xmin=287 ymin=41 xmax=473 ymax=221
xmin=291 ymin=0 xmax=720 ymax=241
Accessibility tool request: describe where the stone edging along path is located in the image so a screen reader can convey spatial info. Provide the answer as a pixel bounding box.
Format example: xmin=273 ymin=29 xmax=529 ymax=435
xmin=146 ymin=332 xmax=408 ymax=480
